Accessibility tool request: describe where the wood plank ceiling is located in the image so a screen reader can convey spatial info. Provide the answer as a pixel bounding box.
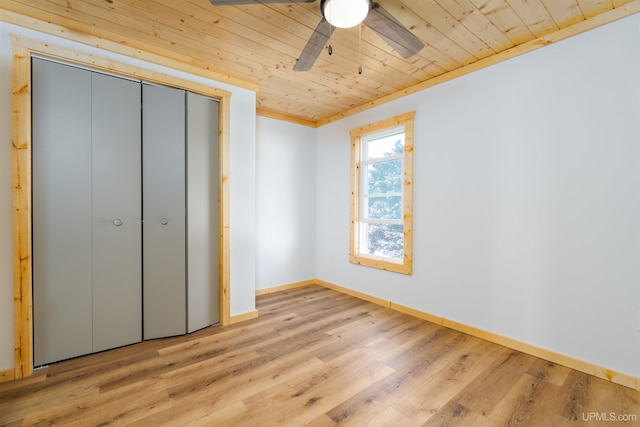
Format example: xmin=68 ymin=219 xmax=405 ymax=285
xmin=1 ymin=0 xmax=638 ymax=126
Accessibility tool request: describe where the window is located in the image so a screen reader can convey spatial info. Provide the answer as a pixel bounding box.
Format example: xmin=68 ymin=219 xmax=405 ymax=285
xmin=350 ymin=112 xmax=414 ymax=274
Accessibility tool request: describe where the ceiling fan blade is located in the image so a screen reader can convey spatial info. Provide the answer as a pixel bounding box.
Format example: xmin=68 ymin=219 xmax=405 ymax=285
xmin=210 ymin=0 xmax=315 ymax=5
xmin=293 ymin=18 xmax=331 ymax=72
xmin=363 ymin=3 xmax=424 ymax=59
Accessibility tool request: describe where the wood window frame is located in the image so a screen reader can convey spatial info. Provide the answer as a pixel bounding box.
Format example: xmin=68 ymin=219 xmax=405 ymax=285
xmin=349 ymin=112 xmax=415 ymax=275
xmin=11 ymin=35 xmax=232 ymax=379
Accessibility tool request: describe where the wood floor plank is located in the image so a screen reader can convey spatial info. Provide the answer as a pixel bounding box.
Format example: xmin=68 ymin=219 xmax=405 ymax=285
xmin=328 ymin=334 xmax=497 ymax=425
xmin=143 ymin=400 xmax=248 ymax=427
xmin=0 ymin=285 xmax=638 ymax=426
xmin=454 ymin=349 xmax=536 ymax=414
xmin=526 ymin=358 xmax=572 ymax=387
xmin=480 ymin=372 xmax=556 ymax=426
xmin=556 ymin=369 xmax=591 ymax=422
xmin=22 ymin=378 xmax=171 ymax=426
xmin=239 ymin=348 xmax=395 ymax=426
xmin=393 ymin=340 xmax=502 ymax=420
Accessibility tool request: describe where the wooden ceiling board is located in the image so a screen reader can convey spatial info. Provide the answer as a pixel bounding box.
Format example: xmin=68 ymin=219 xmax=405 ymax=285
xmin=469 ymin=0 xmax=535 ymax=45
xmin=1 ymin=0 xmax=638 ymax=126
xmin=406 ymin=0 xmax=497 ymax=60
xmin=505 ymin=0 xmax=559 ymax=37
xmin=538 ymin=0 xmax=585 ymax=27
xmin=438 ymin=0 xmax=516 ymax=52
xmin=578 ymin=0 xmax=615 ymax=18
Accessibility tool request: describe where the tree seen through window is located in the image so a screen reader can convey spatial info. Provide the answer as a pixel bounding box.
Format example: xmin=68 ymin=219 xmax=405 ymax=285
xmin=350 ymin=111 xmax=414 ymax=274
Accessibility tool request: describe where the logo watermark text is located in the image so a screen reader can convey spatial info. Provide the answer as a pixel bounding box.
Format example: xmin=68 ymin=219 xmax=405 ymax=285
xmin=582 ymin=412 xmax=638 ymax=423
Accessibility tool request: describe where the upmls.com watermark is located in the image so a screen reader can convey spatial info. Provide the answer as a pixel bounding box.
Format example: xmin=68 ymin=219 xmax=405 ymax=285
xmin=582 ymin=412 xmax=638 ymax=422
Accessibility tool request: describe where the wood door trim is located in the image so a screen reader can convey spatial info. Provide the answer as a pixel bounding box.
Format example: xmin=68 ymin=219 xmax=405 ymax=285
xmin=11 ymin=35 xmax=232 ymax=379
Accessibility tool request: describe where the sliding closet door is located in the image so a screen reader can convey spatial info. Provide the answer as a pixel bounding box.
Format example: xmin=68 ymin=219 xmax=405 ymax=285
xmin=32 ymin=58 xmax=93 ymax=366
xmin=143 ymin=84 xmax=187 ymax=339
xmin=186 ymin=92 xmax=220 ymax=332
xmin=91 ymin=73 xmax=142 ymax=352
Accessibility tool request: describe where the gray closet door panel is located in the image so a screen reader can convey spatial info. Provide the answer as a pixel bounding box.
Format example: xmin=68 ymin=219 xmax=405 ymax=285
xmin=91 ymin=73 xmax=143 ymax=352
xmin=143 ymin=84 xmax=187 ymax=339
xmin=33 ymin=61 xmax=216 ymax=362
xmin=186 ymin=92 xmax=220 ymax=332
xmin=32 ymin=58 xmax=93 ymax=366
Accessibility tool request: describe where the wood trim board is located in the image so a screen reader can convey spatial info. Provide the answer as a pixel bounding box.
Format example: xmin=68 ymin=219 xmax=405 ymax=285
xmin=229 ymin=310 xmax=260 ymax=325
xmin=10 ymin=36 xmax=232 ymax=380
xmin=349 ymin=112 xmax=414 ymax=275
xmin=255 ymin=280 xmax=317 ymax=296
xmin=0 ymin=368 xmax=15 ymax=384
xmin=257 ymin=279 xmax=640 ymax=392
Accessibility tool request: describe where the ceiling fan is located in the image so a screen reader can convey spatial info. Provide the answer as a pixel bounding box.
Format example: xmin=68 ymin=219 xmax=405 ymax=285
xmin=209 ymin=0 xmax=425 ymax=72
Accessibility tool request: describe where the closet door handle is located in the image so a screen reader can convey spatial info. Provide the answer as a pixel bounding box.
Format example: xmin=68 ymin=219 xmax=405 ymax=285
xmin=113 ymin=219 xmax=123 ymax=226
xmin=160 ymin=218 xmax=169 ymax=225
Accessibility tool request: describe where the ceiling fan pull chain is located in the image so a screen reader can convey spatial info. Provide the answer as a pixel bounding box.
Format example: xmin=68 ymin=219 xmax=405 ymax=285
xmin=327 ymin=3 xmax=333 ymax=56
xmin=358 ymin=23 xmax=363 ymax=74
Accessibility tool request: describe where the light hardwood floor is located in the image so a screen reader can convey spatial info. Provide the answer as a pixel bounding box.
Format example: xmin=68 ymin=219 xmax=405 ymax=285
xmin=1 ymin=285 xmax=639 ymax=426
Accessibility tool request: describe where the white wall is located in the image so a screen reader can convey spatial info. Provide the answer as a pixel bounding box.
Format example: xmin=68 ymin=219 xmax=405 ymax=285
xmin=256 ymin=117 xmax=316 ymax=290
xmin=315 ymin=15 xmax=640 ymax=378
xmin=0 ymin=22 xmax=257 ymax=371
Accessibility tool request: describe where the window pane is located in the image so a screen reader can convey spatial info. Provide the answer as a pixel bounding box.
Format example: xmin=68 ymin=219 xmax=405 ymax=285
xmin=365 ymin=195 xmax=402 ymax=220
xmin=361 ymin=223 xmax=404 ymax=260
xmin=350 ymin=112 xmax=413 ymax=274
xmin=364 ymin=159 xmax=402 ymax=195
xmin=365 ymin=133 xmax=404 ymax=160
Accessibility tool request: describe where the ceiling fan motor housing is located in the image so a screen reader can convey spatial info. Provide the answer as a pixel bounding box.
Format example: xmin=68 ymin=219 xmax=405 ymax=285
xmin=320 ymin=0 xmax=372 ymax=28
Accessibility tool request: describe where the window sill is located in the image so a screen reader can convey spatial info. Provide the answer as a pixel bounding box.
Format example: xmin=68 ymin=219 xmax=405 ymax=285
xmin=349 ymin=254 xmax=412 ymax=275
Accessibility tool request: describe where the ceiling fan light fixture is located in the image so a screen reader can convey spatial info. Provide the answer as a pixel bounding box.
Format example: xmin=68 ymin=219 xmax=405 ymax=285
xmin=321 ymin=0 xmax=370 ymax=29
